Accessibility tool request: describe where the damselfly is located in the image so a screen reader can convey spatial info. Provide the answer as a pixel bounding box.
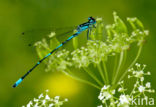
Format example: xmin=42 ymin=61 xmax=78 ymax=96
xmin=12 ymin=17 xmax=96 ymax=88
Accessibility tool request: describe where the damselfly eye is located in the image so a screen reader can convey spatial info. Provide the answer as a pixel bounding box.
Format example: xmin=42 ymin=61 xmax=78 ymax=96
xmin=88 ymin=17 xmax=93 ymax=20
xmin=88 ymin=17 xmax=96 ymax=23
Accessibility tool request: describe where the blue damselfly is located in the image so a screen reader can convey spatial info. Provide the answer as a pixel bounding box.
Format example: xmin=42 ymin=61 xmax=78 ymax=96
xmin=12 ymin=17 xmax=96 ymax=88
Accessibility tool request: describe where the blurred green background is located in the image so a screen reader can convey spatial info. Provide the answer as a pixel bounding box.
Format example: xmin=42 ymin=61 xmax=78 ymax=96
xmin=0 ymin=0 xmax=156 ymax=106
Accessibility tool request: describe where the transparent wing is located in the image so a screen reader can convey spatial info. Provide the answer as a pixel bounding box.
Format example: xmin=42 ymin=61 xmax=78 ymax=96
xmin=20 ymin=26 xmax=76 ymax=47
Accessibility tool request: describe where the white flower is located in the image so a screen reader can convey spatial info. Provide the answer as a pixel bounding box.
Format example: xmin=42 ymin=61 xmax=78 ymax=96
xmin=55 ymin=96 xmax=60 ymax=100
xmin=135 ymin=63 xmax=140 ymax=67
xmin=34 ymin=103 xmax=38 ymax=107
xmin=147 ymin=72 xmax=151 ymax=75
xmin=103 ymin=92 xmax=112 ymax=100
xmin=118 ymin=81 xmax=124 ymax=85
xmin=49 ymin=103 xmax=54 ymax=107
xmin=98 ymin=85 xmax=114 ymax=102
xmin=134 ymin=84 xmax=137 ymax=87
xmin=24 ymin=90 xmax=68 ymax=107
xmin=144 ymin=30 xmax=149 ymax=35
xmin=27 ymin=101 xmax=32 ymax=107
xmin=98 ymin=93 xmax=104 ymax=100
xmin=119 ymin=95 xmax=130 ymax=104
xmin=146 ymin=82 xmax=151 ymax=88
xmin=34 ymin=98 xmax=39 ymax=102
xmin=98 ymin=91 xmax=112 ymax=101
xmin=135 ymin=70 xmax=144 ymax=78
xmin=49 ymin=32 xmax=56 ymax=38
xmin=64 ymin=98 xmax=68 ymax=102
xmin=138 ymin=85 xmax=145 ymax=92
xmin=45 ymin=94 xmax=50 ymax=100
xmin=46 ymin=89 xmax=49 ymax=92
xmin=42 ymin=100 xmax=46 ymax=105
xmin=97 ymin=105 xmax=103 ymax=107
xmin=38 ymin=93 xmax=43 ymax=99
xmin=112 ymin=90 xmax=116 ymax=94
xmin=140 ymin=77 xmax=144 ymax=81
xmin=118 ymin=88 xmax=126 ymax=92
xmin=102 ymin=85 xmax=110 ymax=90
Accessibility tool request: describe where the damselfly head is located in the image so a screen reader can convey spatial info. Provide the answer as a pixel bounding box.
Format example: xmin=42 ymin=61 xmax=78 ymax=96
xmin=88 ymin=17 xmax=96 ymax=24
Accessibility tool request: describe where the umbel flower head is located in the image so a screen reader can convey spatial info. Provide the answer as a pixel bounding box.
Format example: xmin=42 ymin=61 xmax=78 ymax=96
xmin=33 ymin=12 xmax=153 ymax=106
xmin=22 ymin=90 xmax=68 ymax=107
xmin=98 ymin=63 xmax=155 ymax=107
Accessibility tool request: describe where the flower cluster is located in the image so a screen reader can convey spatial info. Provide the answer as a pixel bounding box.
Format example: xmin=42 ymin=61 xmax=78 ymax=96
xmin=71 ymin=41 xmax=110 ymax=68
xmin=106 ymin=12 xmax=148 ymax=53
xmin=22 ymin=90 xmax=68 ymax=107
xmin=98 ymin=63 xmax=155 ymax=107
xmin=45 ymin=49 xmax=72 ymax=72
xmin=98 ymin=85 xmax=115 ymax=104
xmin=127 ymin=63 xmax=155 ymax=95
xmin=33 ymin=12 xmax=152 ymax=106
xmin=71 ymin=47 xmax=90 ymax=68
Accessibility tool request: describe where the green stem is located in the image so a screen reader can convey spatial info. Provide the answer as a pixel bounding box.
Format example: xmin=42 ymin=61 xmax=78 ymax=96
xmin=115 ymin=45 xmax=143 ymax=88
xmin=72 ymin=37 xmax=78 ymax=49
xmin=122 ymin=49 xmax=127 ymax=66
xmin=134 ymin=93 xmax=142 ymax=99
xmin=110 ymin=98 xmax=116 ymax=107
xmin=97 ymin=63 xmax=107 ymax=84
xmin=36 ymin=47 xmax=44 ymax=58
xmin=113 ymin=96 xmax=118 ymax=100
xmin=112 ymin=51 xmax=124 ymax=85
xmin=83 ymin=67 xmax=103 ymax=87
xmin=62 ymin=70 xmax=101 ymax=90
xmin=105 ymin=102 xmax=108 ymax=107
xmin=102 ymin=60 xmax=109 ymax=84
xmin=130 ymin=78 xmax=139 ymax=96
xmin=112 ymin=54 xmax=118 ymax=82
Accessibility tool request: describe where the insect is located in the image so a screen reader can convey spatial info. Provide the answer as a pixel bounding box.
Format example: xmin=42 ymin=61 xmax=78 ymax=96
xmin=12 ymin=17 xmax=96 ymax=88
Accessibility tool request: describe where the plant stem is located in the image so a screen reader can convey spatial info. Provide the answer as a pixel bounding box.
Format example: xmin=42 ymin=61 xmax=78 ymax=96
xmin=112 ymin=54 xmax=118 ymax=82
xmin=111 ymin=98 xmax=116 ymax=107
xmin=97 ymin=63 xmax=107 ymax=84
xmin=134 ymin=93 xmax=142 ymax=98
xmin=112 ymin=51 xmax=124 ymax=85
xmin=105 ymin=102 xmax=108 ymax=107
xmin=122 ymin=49 xmax=127 ymax=67
xmin=115 ymin=45 xmax=143 ymax=88
xmin=130 ymin=78 xmax=139 ymax=96
xmin=102 ymin=60 xmax=109 ymax=84
xmin=83 ymin=67 xmax=103 ymax=87
xmin=62 ymin=70 xmax=101 ymax=90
